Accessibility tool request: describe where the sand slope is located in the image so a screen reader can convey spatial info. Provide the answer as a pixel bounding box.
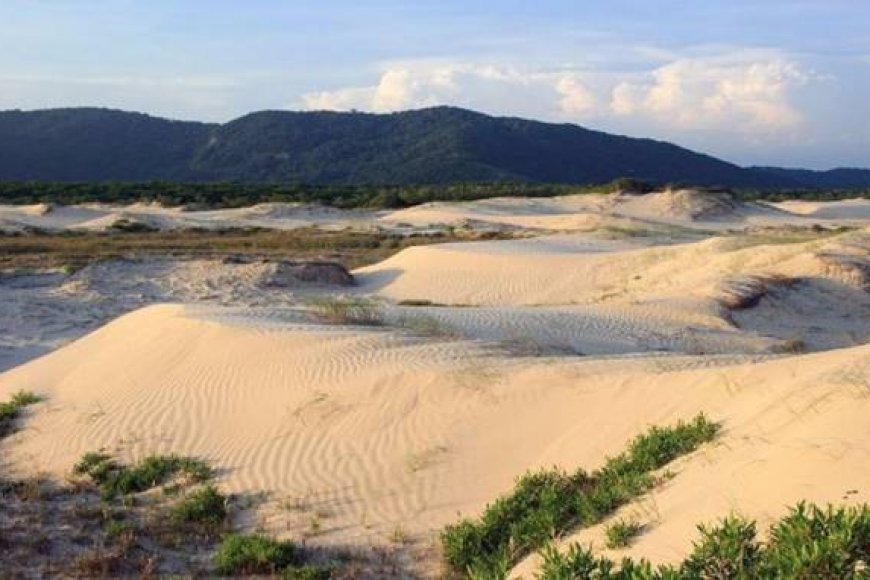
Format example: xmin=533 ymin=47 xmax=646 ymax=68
xmin=2 ymin=195 xmax=870 ymax=576
xmin=2 ymin=304 xmax=870 ymax=576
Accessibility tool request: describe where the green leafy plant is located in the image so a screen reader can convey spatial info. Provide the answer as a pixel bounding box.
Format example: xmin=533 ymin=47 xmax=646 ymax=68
xmin=441 ymin=414 xmax=719 ymax=574
xmin=605 ymin=519 xmax=643 ymax=549
xmin=535 ymin=502 xmax=870 ymax=579
xmin=172 ymin=485 xmax=227 ymax=525
xmin=213 ymin=533 xmax=332 ymax=577
xmin=74 ymin=452 xmax=212 ymax=498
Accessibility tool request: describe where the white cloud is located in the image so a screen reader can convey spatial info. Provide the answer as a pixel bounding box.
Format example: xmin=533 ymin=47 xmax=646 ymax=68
xmin=609 ymin=56 xmax=810 ymax=134
xmin=298 ymin=62 xmax=599 ymax=121
xmin=297 ymin=51 xmax=814 ymax=139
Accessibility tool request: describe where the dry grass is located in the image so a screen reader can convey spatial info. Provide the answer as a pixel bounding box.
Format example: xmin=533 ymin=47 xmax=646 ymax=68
xmin=0 ymin=226 xmax=515 ymax=271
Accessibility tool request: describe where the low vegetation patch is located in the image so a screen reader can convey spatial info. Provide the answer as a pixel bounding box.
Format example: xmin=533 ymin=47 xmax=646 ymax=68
xmin=214 ymin=533 xmax=330 ymax=578
xmin=172 ymin=484 xmax=228 ymax=526
xmin=441 ymin=414 xmax=719 ymax=576
xmin=0 ymin=390 xmax=43 ymax=437
xmin=307 ymin=296 xmax=384 ymax=326
xmin=0 ymin=226 xmax=514 ymax=271
xmin=538 ymin=502 xmax=870 ymax=579
xmin=74 ymin=452 xmax=213 ymax=498
xmin=604 ymin=518 xmax=643 ymax=549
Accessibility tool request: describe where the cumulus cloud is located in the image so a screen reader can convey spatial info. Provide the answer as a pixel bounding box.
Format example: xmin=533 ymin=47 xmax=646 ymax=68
xmin=609 ymin=56 xmax=810 ymax=134
xmin=299 ymin=62 xmax=599 ymax=121
xmin=297 ymin=51 xmax=813 ymax=139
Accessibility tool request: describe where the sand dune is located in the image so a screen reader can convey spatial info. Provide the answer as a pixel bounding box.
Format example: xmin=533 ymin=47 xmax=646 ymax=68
xmin=4 ymin=191 xmax=868 ymax=235
xmin=771 ymin=198 xmax=870 ymax=220
xmin=2 ymin=304 xmax=870 ymax=576
xmin=2 ymin=194 xmax=870 ymax=576
xmin=0 ymin=202 xmax=382 ymax=233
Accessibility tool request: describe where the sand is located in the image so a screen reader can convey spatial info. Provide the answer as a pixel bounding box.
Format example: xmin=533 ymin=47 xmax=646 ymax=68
xmin=1 ymin=192 xmax=870 ymax=576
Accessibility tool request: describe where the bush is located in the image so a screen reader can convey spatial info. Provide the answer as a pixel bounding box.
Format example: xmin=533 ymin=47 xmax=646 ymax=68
xmin=214 ymin=534 xmax=301 ymax=575
xmin=605 ymin=519 xmax=643 ymax=549
xmin=441 ymin=414 xmax=719 ymax=574
xmin=0 ymin=391 xmax=43 ymax=437
xmin=536 ymin=502 xmax=870 ymax=579
xmin=172 ymin=485 xmax=227 ymax=525
xmin=74 ymin=452 xmax=212 ymax=498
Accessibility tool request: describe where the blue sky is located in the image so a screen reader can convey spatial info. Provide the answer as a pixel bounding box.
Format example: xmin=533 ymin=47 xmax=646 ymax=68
xmin=1 ymin=1 xmax=869 ymax=168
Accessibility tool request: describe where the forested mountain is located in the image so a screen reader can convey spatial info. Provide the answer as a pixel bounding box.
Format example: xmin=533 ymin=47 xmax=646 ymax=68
xmin=0 ymin=106 xmax=864 ymax=188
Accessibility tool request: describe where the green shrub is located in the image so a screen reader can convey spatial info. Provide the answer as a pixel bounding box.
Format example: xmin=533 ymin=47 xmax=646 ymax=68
xmin=682 ymin=515 xmax=761 ymax=578
xmin=536 ymin=502 xmax=870 ymax=579
xmin=172 ymin=485 xmax=227 ymax=525
xmin=441 ymin=414 xmax=719 ymax=574
xmin=605 ymin=519 xmax=643 ymax=549
xmin=214 ymin=533 xmax=301 ymax=575
xmin=762 ymin=502 xmax=870 ymax=578
xmin=74 ymin=452 xmax=212 ymax=498
xmin=0 ymin=391 xmax=43 ymax=437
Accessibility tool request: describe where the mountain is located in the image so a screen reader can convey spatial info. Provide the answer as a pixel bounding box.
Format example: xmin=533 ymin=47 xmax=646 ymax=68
xmin=0 ymin=106 xmax=864 ymax=187
xmin=0 ymin=108 xmax=212 ymax=181
xmin=751 ymin=166 xmax=870 ymax=189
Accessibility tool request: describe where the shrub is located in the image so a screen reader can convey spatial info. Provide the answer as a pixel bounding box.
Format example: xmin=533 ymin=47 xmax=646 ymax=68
xmin=74 ymin=452 xmax=212 ymax=498
xmin=307 ymin=296 xmax=383 ymax=325
xmin=0 ymin=391 xmax=43 ymax=437
xmin=535 ymin=502 xmax=870 ymax=579
xmin=605 ymin=519 xmax=643 ymax=549
xmin=172 ymin=485 xmax=227 ymax=525
xmin=682 ymin=515 xmax=761 ymax=578
xmin=441 ymin=414 xmax=719 ymax=574
xmin=214 ymin=533 xmax=301 ymax=575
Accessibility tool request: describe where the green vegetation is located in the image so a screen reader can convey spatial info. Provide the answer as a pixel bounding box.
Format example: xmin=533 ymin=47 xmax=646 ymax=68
xmin=441 ymin=414 xmax=719 ymax=576
xmin=605 ymin=518 xmax=644 ymax=549
xmin=214 ymin=533 xmax=330 ymax=578
xmin=537 ymin=502 xmax=870 ymax=579
xmin=307 ymin=296 xmax=384 ymax=325
xmin=0 ymin=106 xmax=777 ymax=187
xmin=172 ymin=484 xmax=228 ymax=525
xmin=74 ymin=452 xmax=212 ymax=498
xmin=0 ymin=390 xmax=43 ymax=437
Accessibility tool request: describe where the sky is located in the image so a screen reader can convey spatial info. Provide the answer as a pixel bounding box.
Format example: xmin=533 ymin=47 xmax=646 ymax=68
xmin=1 ymin=1 xmax=869 ymax=169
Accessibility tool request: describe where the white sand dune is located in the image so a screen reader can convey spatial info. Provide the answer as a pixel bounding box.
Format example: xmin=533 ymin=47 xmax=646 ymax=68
xmin=2 ymin=195 xmax=870 ymax=576
xmin=0 ymin=202 xmax=382 ymax=233
xmin=771 ymin=198 xmax=870 ymax=220
xmin=2 ymin=304 xmax=870 ymax=576
xmin=4 ymin=191 xmax=868 ymax=235
xmin=381 ymin=190 xmax=856 ymax=233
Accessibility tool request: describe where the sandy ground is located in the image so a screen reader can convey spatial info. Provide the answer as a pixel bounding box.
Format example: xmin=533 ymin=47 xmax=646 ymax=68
xmin=1 ymin=190 xmax=870 ymax=577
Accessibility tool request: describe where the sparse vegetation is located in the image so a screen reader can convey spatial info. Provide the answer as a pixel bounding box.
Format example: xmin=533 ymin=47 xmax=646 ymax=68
xmin=214 ymin=533 xmax=330 ymax=577
xmin=537 ymin=502 xmax=870 ymax=579
xmin=441 ymin=414 xmax=719 ymax=575
xmin=307 ymin=296 xmax=384 ymax=325
xmin=172 ymin=484 xmax=228 ymax=526
xmin=397 ymin=298 xmax=442 ymax=307
xmin=605 ymin=518 xmax=643 ymax=549
xmin=74 ymin=452 xmax=212 ymax=498
xmin=0 ymin=390 xmax=43 ymax=437
xmin=0 ymin=226 xmax=513 ymax=272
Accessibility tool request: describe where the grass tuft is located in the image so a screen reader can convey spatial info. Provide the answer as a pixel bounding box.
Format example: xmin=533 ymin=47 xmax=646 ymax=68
xmin=307 ymin=296 xmax=383 ymax=326
xmin=215 ymin=533 xmax=301 ymax=575
xmin=604 ymin=518 xmax=643 ymax=549
xmin=74 ymin=452 xmax=213 ymax=498
xmin=172 ymin=484 xmax=228 ymax=525
xmin=0 ymin=390 xmax=43 ymax=437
